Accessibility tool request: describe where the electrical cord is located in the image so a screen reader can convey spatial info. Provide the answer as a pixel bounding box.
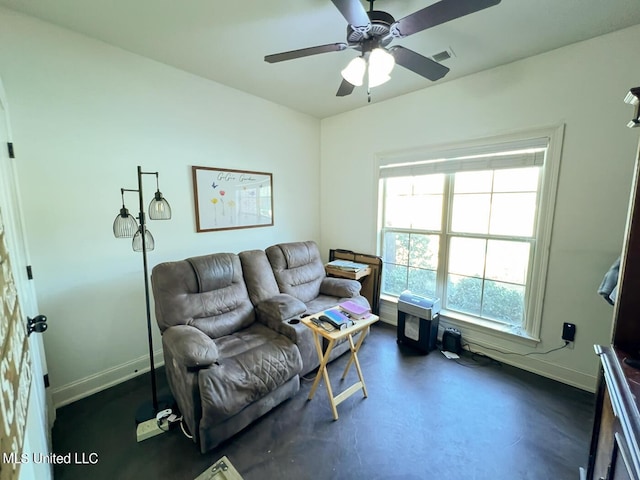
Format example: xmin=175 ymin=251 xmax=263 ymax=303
xmin=154 ymin=409 xmax=184 ymax=433
xmin=453 ymin=349 xmax=502 ymax=368
xmin=451 ymin=340 xmax=569 ymax=368
xmin=155 ymin=410 xmax=179 ymax=433
xmin=465 ymin=340 xmax=570 ymax=357
xmin=180 ymin=419 xmax=193 ymax=439
xmin=155 ymin=409 xmax=172 ymax=432
xmin=157 ymin=418 xmax=170 ymax=432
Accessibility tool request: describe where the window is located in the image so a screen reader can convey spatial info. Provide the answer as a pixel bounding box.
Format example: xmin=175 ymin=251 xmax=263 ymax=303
xmin=377 ymin=131 xmax=560 ymax=338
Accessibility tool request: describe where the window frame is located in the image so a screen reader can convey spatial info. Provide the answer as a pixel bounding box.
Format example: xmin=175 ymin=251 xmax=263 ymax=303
xmin=375 ymin=126 xmax=564 ymax=341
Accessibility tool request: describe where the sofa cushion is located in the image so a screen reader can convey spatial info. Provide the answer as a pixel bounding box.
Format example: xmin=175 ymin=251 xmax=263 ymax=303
xmin=239 ymin=249 xmax=281 ymax=306
xmin=187 ymin=254 xmax=235 ymax=292
xmin=266 ymin=241 xmax=325 ymax=303
xmin=256 ymin=294 xmax=307 ymax=323
xmin=152 ymin=252 xmax=255 ymax=338
xmin=281 ymin=242 xmax=318 ymax=269
xmin=320 ymin=277 xmax=361 ymax=298
xmin=198 ymin=323 xmax=302 ymax=425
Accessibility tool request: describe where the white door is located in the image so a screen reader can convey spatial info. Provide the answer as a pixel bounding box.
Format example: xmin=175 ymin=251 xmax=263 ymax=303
xmin=0 ymin=78 xmax=52 ymax=480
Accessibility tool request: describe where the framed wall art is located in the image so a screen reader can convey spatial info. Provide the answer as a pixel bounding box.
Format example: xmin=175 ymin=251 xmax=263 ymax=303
xmin=192 ymin=166 xmax=274 ymax=232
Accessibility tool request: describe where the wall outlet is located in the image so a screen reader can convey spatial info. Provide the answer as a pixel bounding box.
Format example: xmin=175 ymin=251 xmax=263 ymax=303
xmin=136 ymin=418 xmax=166 ymax=442
xmin=562 ymin=322 xmax=576 ymax=344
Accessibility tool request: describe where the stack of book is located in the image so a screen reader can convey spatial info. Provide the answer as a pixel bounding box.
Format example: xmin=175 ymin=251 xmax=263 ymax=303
xmin=321 ymin=309 xmax=354 ymax=330
xmin=339 ymin=300 xmax=371 ymax=320
xmin=326 ymin=260 xmax=368 ymax=273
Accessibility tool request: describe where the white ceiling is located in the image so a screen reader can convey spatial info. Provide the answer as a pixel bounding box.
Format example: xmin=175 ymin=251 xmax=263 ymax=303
xmin=2 ymin=0 xmax=640 ymax=118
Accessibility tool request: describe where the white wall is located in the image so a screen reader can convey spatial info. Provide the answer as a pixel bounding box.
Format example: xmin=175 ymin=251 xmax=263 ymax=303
xmin=320 ymin=25 xmax=640 ymax=391
xmin=2 ymin=6 xmax=638 ymax=404
xmin=0 ymin=8 xmax=321 ymax=406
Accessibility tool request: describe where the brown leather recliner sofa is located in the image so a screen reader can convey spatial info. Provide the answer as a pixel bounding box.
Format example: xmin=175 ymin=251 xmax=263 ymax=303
xmin=151 ymin=241 xmax=370 ymax=452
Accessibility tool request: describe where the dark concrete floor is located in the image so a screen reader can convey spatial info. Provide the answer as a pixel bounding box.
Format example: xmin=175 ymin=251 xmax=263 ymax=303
xmin=52 ymin=323 xmax=595 ymax=480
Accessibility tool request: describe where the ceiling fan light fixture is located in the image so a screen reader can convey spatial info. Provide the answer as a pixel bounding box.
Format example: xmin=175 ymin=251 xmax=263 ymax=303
xmin=265 ymin=0 xmax=502 ymax=99
xmin=368 ymin=48 xmax=395 ymax=88
xmin=369 ymin=48 xmax=395 ymax=76
xmin=367 ymin=47 xmax=395 ymax=88
xmin=341 ymin=56 xmax=366 ymax=86
xmin=368 ymin=72 xmax=391 ymax=89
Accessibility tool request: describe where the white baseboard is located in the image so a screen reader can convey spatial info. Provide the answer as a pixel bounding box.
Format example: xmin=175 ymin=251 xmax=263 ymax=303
xmin=457 ymin=338 xmax=597 ymax=392
xmin=51 ymin=349 xmax=164 ymax=408
xmin=378 ymin=307 xmax=597 ymax=393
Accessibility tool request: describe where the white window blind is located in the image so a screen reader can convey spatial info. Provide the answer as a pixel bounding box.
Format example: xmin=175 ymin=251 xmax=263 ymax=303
xmin=379 ymin=138 xmax=548 ymax=178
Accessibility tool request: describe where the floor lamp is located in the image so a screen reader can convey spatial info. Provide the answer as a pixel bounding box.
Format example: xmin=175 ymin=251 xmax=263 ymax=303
xmin=112 ymin=166 xmax=173 ymax=423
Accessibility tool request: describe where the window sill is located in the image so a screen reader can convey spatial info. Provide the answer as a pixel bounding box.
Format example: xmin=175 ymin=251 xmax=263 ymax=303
xmin=381 ymin=295 xmax=540 ymax=348
xmin=439 ymin=310 xmax=540 ymax=348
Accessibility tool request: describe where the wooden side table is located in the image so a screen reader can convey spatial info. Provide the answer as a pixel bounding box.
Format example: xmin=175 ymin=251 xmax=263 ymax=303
xmin=327 ymin=250 xmax=383 ymax=315
xmin=301 ymin=312 xmax=379 ymax=420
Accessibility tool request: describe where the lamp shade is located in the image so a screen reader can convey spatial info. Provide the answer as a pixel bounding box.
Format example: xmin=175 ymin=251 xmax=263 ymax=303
xmin=132 ymin=227 xmax=155 ymax=252
xmin=368 ymin=73 xmax=391 ymax=88
xmin=368 ymin=48 xmax=395 ymax=88
xmin=341 ymin=56 xmax=366 ymax=87
xmin=113 ymin=207 xmax=139 ymax=238
xmin=148 ymin=191 xmax=172 ymax=220
xmin=369 ymin=48 xmax=395 ymax=75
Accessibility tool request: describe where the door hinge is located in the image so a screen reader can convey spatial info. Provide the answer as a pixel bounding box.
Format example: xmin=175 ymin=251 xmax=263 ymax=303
xmin=26 ymin=265 xmax=33 ymax=280
xmin=7 ymin=142 xmax=14 ymax=159
xmin=43 ymin=374 xmax=50 ymax=389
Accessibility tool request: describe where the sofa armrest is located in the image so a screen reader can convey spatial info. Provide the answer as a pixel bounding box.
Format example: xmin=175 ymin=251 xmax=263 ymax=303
xmin=254 ymin=294 xmax=306 ymax=341
xmin=163 ymin=325 xmax=219 ymax=368
xmin=320 ymin=277 xmax=361 ymax=298
xmin=255 ymin=294 xmax=306 ymax=324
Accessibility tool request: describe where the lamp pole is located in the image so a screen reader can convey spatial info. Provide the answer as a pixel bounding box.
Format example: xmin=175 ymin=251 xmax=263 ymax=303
xmin=113 ymin=166 xmax=173 ymax=423
xmin=137 ymin=165 xmax=159 ymax=415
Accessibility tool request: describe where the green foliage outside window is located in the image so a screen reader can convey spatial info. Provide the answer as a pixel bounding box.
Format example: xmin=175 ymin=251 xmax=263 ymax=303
xmin=447 ymin=276 xmax=524 ymax=325
xmin=382 ymin=232 xmax=439 ymax=298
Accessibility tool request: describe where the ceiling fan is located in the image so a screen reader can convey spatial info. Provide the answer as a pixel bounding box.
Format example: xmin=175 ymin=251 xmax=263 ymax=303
xmin=264 ymin=0 xmax=501 ymax=97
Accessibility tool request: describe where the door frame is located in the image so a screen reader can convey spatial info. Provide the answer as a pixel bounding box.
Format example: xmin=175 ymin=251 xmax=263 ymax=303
xmin=0 ymin=76 xmax=53 ymax=480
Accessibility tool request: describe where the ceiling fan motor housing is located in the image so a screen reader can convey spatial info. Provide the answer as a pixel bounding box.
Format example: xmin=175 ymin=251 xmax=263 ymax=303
xmin=347 ymin=10 xmax=395 ymax=48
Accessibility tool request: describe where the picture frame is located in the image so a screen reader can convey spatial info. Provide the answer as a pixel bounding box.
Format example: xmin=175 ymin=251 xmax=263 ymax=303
xmin=192 ymin=166 xmax=274 ymax=232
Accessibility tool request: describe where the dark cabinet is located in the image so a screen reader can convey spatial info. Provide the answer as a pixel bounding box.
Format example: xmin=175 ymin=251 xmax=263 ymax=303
xmin=590 ymin=346 xmax=640 ymax=479
xmin=588 ymin=90 xmax=640 ymax=480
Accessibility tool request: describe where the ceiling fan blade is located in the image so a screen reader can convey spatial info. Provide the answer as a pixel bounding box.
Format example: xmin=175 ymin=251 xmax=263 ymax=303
xmin=265 ymin=43 xmax=348 ymax=63
xmin=331 ymin=0 xmax=371 ymax=31
xmin=391 ymin=0 xmax=501 ymax=38
xmin=336 ymin=78 xmax=356 ymax=97
xmin=390 ymin=46 xmax=450 ymax=81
